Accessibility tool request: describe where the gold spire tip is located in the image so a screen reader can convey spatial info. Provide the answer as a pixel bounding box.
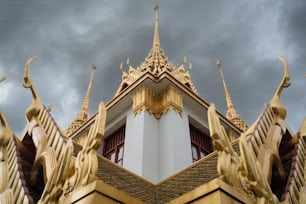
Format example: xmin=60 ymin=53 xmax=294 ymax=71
xmin=154 ymin=2 xmax=159 ymax=11
xmin=92 ymin=64 xmax=97 ymax=69
xmin=216 ymin=59 xmax=222 ymax=68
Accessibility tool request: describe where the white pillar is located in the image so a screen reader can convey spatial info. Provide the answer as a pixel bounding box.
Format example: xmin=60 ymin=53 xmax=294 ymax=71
xmin=159 ymin=110 xmax=192 ymax=180
xmin=123 ymin=110 xmax=160 ymax=182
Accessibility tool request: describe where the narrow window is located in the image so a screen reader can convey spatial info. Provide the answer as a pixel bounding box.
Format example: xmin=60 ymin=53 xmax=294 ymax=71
xmin=190 ymin=123 xmax=213 ymax=162
xmin=103 ymin=125 xmax=125 ymax=166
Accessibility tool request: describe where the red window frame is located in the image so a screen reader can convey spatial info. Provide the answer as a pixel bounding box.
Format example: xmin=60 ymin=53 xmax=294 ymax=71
xmin=190 ymin=123 xmax=213 ymax=162
xmin=103 ymin=125 xmax=125 ymax=166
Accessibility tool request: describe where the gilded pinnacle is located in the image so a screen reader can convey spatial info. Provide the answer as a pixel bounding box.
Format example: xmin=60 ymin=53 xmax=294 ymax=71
xmin=153 ymin=2 xmax=160 ymax=50
xmin=216 ymin=59 xmax=222 ymax=68
xmin=216 ymin=59 xmax=234 ymax=110
xmin=215 ymin=59 xmax=248 ymax=131
xmin=154 ymin=2 xmax=159 ymax=11
xmin=65 ymin=64 xmax=97 ymax=135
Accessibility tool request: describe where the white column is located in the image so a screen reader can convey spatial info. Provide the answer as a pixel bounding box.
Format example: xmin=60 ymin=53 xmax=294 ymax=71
xmin=159 ymin=110 xmax=192 ymax=180
xmin=123 ymin=110 xmax=160 ymax=182
xmin=123 ymin=109 xmax=144 ymax=176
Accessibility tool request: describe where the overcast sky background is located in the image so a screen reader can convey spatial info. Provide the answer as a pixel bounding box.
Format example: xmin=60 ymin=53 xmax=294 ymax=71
xmin=0 ymin=0 xmax=305 ymax=136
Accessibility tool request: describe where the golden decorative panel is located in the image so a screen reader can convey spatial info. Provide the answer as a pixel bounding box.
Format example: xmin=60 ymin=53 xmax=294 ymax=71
xmin=132 ymin=86 xmax=183 ymax=119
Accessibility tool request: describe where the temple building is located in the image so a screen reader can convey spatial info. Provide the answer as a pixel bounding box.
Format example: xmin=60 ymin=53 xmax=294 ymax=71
xmin=0 ymin=3 xmax=306 ymax=204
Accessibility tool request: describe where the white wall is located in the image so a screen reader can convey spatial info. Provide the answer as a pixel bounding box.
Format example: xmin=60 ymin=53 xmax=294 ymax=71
xmin=159 ymin=110 xmax=192 ymax=180
xmin=121 ymin=102 xmax=209 ymax=183
xmin=124 ymin=108 xmax=145 ymax=176
xmin=142 ymin=111 xmax=159 ymax=182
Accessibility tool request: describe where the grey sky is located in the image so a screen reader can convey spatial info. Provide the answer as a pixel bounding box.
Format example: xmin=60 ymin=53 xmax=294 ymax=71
xmin=0 ymin=0 xmax=305 ymax=136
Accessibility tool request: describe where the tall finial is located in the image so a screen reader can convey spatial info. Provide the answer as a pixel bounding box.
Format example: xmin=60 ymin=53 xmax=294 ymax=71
xmin=81 ymin=64 xmax=96 ymax=114
xmin=153 ymin=2 xmax=160 ymax=52
xmin=216 ymin=60 xmax=235 ymax=115
xmin=65 ymin=64 xmax=97 ymax=135
xmin=216 ymin=60 xmax=248 ymax=131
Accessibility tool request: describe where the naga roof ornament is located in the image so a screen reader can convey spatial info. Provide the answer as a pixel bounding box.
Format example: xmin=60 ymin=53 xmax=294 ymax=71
xmin=116 ymin=3 xmax=198 ymax=96
xmin=270 ymin=56 xmax=290 ymax=120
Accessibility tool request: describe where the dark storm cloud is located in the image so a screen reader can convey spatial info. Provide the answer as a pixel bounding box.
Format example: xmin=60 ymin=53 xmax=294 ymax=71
xmin=0 ymin=0 xmax=305 ymax=136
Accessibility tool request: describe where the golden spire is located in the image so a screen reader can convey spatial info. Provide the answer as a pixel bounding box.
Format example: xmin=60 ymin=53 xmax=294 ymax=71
xmin=137 ymin=2 xmax=176 ymax=75
xmin=216 ymin=60 xmax=248 ymax=131
xmin=65 ymin=64 xmax=97 ymax=135
xmin=115 ymin=2 xmax=198 ymax=95
xmin=153 ymin=2 xmax=160 ymax=52
xmin=81 ymin=64 xmax=96 ymax=115
xmin=216 ymin=60 xmax=236 ymax=117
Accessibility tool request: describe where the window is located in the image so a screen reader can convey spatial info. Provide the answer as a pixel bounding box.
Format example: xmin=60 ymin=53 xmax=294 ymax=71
xmin=190 ymin=123 xmax=213 ymax=162
xmin=103 ymin=125 xmax=125 ymax=166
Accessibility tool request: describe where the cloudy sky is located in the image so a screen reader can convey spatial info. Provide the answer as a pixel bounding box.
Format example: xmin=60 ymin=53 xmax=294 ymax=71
xmin=0 ymin=0 xmax=305 ymax=136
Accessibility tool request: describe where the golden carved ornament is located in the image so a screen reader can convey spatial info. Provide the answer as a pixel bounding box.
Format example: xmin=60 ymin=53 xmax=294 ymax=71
xmin=0 ymin=111 xmax=14 ymax=204
xmin=270 ymin=56 xmax=290 ymax=120
xmin=61 ymin=102 xmax=106 ymax=200
xmin=28 ymin=120 xmax=57 ymax=186
xmin=208 ymin=104 xmax=247 ymax=190
xmin=239 ymin=136 xmax=279 ymax=204
xmin=132 ymin=86 xmax=183 ymax=119
xmin=23 ymin=56 xmax=44 ymax=120
xmin=38 ymin=139 xmax=74 ymax=204
xmin=208 ymin=103 xmax=279 ymax=204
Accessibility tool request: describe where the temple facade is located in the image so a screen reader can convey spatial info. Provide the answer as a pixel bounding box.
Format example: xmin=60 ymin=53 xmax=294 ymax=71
xmin=0 ymin=3 xmax=306 ymax=204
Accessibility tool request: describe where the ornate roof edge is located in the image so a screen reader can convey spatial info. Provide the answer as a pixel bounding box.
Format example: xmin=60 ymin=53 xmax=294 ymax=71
xmin=0 ymin=111 xmax=34 ymax=204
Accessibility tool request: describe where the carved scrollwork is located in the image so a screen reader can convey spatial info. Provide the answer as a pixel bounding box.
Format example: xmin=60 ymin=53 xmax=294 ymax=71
xmin=60 ymin=102 xmax=106 ymax=200
xmin=208 ymin=104 xmax=279 ymax=204
xmin=38 ymin=139 xmax=74 ymax=204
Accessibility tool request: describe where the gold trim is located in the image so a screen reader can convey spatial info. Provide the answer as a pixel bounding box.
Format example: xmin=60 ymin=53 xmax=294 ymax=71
xmin=70 ymin=71 xmax=242 ymax=139
xmin=67 ymin=180 xmax=145 ymax=204
xmin=132 ymin=85 xmax=183 ymax=119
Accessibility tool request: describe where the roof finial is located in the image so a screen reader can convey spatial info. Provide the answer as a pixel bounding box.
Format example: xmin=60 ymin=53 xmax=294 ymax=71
xmin=65 ymin=64 xmax=97 ymax=135
xmin=216 ymin=60 xmax=235 ymax=114
xmin=153 ymin=1 xmax=160 ymax=52
xmin=216 ymin=59 xmax=248 ymax=131
xmin=81 ymin=64 xmax=96 ymax=114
